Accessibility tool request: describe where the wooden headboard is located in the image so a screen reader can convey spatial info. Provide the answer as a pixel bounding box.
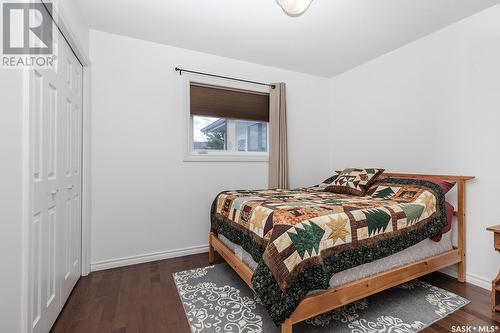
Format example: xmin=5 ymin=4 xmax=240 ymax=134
xmin=379 ymin=172 xmax=474 ymax=182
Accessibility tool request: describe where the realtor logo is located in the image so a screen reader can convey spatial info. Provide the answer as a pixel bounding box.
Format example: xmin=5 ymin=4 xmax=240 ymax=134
xmin=1 ymin=1 xmax=55 ymax=68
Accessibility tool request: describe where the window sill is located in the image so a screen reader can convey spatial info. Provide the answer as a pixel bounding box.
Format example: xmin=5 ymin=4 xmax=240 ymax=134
xmin=183 ymin=153 xmax=269 ymax=162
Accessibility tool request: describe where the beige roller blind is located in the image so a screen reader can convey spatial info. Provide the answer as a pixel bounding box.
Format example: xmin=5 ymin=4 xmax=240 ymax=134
xmin=190 ymin=83 xmax=270 ymax=122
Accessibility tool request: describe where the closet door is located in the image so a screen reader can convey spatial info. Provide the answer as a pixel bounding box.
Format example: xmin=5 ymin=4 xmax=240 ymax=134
xmin=59 ymin=31 xmax=83 ymax=306
xmin=29 ymin=64 xmax=61 ymax=333
xmin=28 ymin=23 xmax=83 ymax=333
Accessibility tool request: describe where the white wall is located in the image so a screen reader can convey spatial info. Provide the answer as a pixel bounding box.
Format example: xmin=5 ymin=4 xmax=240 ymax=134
xmin=0 ymin=70 xmax=25 ymax=333
xmin=55 ymin=0 xmax=90 ymax=59
xmin=89 ymin=30 xmax=332 ymax=269
xmin=328 ymin=4 xmax=500 ymax=289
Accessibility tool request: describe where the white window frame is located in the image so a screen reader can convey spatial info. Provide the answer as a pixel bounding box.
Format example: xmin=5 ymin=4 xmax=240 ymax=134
xmin=182 ymin=74 xmax=270 ymax=162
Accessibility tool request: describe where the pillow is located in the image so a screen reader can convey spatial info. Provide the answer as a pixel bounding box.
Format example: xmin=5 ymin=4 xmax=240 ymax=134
xmin=428 ymin=179 xmax=456 ymax=194
xmin=380 ymin=175 xmax=456 ymax=194
xmin=317 ymin=174 xmax=339 ymax=189
xmin=324 ymin=168 xmax=385 ymax=196
xmin=375 ymin=176 xmax=456 ymax=194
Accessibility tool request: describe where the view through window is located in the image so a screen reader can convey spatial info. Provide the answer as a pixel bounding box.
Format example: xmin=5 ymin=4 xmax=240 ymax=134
xmin=192 ymin=116 xmax=268 ymax=152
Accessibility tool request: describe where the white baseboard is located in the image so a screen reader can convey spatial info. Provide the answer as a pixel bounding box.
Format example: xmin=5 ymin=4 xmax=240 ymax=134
xmin=440 ymin=266 xmax=491 ymax=291
xmin=90 ymin=244 xmax=209 ymax=272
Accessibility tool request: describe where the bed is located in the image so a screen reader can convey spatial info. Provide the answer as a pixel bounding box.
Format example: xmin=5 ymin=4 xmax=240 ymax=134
xmin=208 ymin=172 xmax=474 ymax=333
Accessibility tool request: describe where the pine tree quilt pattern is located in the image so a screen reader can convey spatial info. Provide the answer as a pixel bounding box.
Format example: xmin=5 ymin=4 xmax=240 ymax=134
xmin=211 ymin=178 xmax=447 ymax=324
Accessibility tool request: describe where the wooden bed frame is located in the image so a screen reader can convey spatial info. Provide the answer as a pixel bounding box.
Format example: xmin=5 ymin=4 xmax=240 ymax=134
xmin=208 ymin=172 xmax=475 ymax=333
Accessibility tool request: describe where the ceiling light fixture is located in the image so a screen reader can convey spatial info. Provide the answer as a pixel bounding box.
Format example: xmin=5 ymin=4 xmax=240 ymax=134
xmin=276 ymin=0 xmax=313 ymax=17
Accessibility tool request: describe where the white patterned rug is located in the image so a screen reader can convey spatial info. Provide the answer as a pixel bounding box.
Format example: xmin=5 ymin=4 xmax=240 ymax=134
xmin=173 ymin=264 xmax=469 ymax=333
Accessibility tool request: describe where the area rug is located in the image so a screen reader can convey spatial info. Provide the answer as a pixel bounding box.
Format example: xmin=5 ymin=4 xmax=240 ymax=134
xmin=173 ymin=264 xmax=469 ymax=333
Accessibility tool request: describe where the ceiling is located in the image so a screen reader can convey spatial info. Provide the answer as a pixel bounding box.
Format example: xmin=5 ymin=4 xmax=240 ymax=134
xmin=76 ymin=0 xmax=500 ymax=77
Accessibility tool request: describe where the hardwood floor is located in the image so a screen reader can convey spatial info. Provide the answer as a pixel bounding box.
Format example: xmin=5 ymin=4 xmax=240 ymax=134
xmin=51 ymin=253 xmax=499 ymax=333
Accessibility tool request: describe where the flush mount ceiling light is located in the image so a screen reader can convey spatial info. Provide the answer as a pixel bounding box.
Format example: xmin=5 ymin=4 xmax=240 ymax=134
xmin=276 ymin=0 xmax=313 ymax=16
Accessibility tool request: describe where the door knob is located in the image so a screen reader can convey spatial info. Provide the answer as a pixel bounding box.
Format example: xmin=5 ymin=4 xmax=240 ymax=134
xmin=50 ymin=189 xmax=59 ymax=195
xmin=65 ymin=185 xmax=74 ymax=190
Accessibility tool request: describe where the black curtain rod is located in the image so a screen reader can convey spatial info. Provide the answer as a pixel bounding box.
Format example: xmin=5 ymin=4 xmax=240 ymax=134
xmin=175 ymin=67 xmax=276 ymax=89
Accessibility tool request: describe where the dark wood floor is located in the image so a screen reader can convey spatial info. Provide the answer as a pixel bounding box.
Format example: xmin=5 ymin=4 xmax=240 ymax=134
xmin=51 ymin=253 xmax=499 ymax=333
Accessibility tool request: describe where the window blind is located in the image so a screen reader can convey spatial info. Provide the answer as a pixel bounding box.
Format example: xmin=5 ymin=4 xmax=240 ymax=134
xmin=190 ymin=83 xmax=270 ymax=122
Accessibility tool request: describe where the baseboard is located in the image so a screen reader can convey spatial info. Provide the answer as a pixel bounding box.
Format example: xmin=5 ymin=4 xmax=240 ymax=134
xmin=90 ymin=244 xmax=209 ymax=272
xmin=440 ymin=266 xmax=491 ymax=291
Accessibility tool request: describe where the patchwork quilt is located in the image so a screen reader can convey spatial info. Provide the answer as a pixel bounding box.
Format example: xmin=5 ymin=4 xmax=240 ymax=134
xmin=210 ymin=178 xmax=447 ymax=324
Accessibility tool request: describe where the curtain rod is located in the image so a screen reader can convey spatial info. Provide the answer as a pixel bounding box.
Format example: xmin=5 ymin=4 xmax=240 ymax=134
xmin=175 ymin=67 xmax=276 ymax=89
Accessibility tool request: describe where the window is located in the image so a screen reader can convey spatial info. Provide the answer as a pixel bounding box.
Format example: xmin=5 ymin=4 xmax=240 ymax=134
xmin=193 ymin=116 xmax=228 ymax=151
xmin=185 ymin=81 xmax=270 ymax=161
xmin=237 ymin=120 xmax=267 ymax=152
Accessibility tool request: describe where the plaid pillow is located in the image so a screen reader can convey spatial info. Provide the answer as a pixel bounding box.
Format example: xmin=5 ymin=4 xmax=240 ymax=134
xmin=324 ymin=168 xmax=384 ymax=196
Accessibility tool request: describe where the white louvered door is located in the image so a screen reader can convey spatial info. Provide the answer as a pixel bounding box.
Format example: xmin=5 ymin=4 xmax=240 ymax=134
xmin=28 ymin=23 xmax=83 ymax=333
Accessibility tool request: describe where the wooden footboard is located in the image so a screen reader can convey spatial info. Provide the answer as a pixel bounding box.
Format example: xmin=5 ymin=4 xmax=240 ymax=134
xmin=209 ymin=172 xmax=474 ymax=333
